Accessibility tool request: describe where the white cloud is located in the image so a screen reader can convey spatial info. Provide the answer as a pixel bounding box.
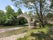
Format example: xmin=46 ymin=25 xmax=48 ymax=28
xmin=22 ymin=10 xmax=25 ymax=13
xmin=28 ymin=2 xmax=34 ymax=6
xmin=10 ymin=5 xmax=14 ymax=9
xmin=3 ymin=10 xmax=6 ymax=12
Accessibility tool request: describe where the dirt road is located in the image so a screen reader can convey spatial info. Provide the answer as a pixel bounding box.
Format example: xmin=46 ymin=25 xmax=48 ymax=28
xmin=0 ymin=33 xmax=27 ymax=40
xmin=0 ymin=27 xmax=23 ymax=33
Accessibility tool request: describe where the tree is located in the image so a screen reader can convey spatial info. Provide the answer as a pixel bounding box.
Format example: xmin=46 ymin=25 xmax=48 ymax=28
xmin=46 ymin=13 xmax=53 ymax=21
xmin=28 ymin=11 xmax=33 ymax=21
xmin=11 ymin=0 xmax=50 ymax=27
xmin=16 ymin=8 xmax=27 ymax=25
xmin=5 ymin=5 xmax=24 ymax=25
xmin=28 ymin=11 xmax=33 ymax=16
xmin=50 ymin=0 xmax=53 ymax=14
xmin=0 ymin=10 xmax=5 ymax=25
xmin=6 ymin=5 xmax=14 ymax=14
xmin=50 ymin=0 xmax=53 ymax=8
xmin=18 ymin=17 xmax=27 ymax=25
xmin=4 ymin=5 xmax=15 ymax=25
xmin=47 ymin=13 xmax=53 ymax=18
xmin=17 ymin=8 xmax=23 ymax=15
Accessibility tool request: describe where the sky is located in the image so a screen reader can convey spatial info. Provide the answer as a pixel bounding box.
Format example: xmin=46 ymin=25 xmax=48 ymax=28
xmin=0 ymin=0 xmax=29 ymax=12
xmin=0 ymin=0 xmax=51 ymax=13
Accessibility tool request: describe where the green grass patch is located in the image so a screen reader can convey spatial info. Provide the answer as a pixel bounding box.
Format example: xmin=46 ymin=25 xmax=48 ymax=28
xmin=46 ymin=23 xmax=53 ymax=27
xmin=17 ymin=26 xmax=49 ymax=40
xmin=26 ymin=26 xmax=49 ymax=36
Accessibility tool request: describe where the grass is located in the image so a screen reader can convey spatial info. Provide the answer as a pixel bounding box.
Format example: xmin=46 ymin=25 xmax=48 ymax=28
xmin=21 ymin=23 xmax=53 ymax=40
xmin=17 ymin=26 xmax=49 ymax=40
xmin=0 ymin=27 xmax=28 ymax=38
xmin=47 ymin=23 xmax=53 ymax=27
xmin=0 ymin=24 xmax=52 ymax=40
xmin=26 ymin=26 xmax=49 ymax=36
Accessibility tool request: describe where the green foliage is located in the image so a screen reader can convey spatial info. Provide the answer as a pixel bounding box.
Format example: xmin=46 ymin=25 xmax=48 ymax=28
xmin=50 ymin=0 xmax=53 ymax=8
xmin=11 ymin=0 xmax=51 ymax=27
xmin=6 ymin=5 xmax=14 ymax=14
xmin=0 ymin=5 xmax=27 ymax=26
xmin=3 ymin=5 xmax=15 ymax=25
xmin=17 ymin=8 xmax=22 ymax=15
xmin=31 ymin=31 xmax=51 ymax=40
xmin=47 ymin=13 xmax=53 ymax=18
xmin=18 ymin=17 xmax=27 ymax=25
xmin=0 ymin=10 xmax=5 ymax=25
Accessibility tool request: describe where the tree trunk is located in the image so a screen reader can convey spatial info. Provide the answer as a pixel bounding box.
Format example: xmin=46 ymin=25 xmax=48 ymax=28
xmin=40 ymin=0 xmax=45 ymax=27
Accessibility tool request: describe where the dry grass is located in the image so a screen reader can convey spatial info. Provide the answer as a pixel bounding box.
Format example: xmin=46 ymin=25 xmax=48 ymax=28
xmin=0 ymin=27 xmax=28 ymax=38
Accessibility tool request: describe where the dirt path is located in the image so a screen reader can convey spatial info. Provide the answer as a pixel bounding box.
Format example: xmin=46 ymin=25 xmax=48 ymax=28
xmin=0 ymin=33 xmax=27 ymax=40
xmin=0 ymin=27 xmax=23 ymax=33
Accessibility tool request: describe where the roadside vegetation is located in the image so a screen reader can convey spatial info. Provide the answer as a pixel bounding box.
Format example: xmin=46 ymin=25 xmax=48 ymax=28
xmin=17 ymin=25 xmax=53 ymax=40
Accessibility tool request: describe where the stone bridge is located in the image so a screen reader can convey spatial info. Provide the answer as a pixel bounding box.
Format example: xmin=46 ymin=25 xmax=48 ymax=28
xmin=17 ymin=14 xmax=36 ymax=29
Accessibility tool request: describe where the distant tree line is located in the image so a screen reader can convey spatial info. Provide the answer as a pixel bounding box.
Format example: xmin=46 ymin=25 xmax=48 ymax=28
xmin=0 ymin=5 xmax=27 ymax=26
xmin=0 ymin=5 xmax=53 ymax=26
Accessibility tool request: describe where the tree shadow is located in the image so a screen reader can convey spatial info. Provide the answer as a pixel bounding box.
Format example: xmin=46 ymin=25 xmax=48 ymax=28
xmin=31 ymin=30 xmax=53 ymax=40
